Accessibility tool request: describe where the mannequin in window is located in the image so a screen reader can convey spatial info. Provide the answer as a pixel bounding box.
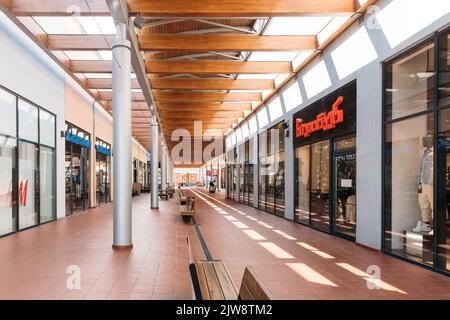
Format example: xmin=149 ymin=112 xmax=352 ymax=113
xmin=414 ymin=134 xmax=434 ymax=234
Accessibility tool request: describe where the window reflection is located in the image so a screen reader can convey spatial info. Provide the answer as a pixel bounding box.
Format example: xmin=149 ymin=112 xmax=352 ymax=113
xmin=385 ymin=41 xmax=435 ymax=120
xmin=310 ymin=140 xmax=330 ymax=231
xmin=295 ymin=145 xmax=310 ymax=224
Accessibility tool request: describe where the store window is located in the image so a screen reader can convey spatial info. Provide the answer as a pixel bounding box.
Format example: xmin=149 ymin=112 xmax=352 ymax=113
xmin=258 ymin=130 xmax=267 ymax=211
xmin=40 ymin=146 xmax=55 ymax=223
xmin=39 ymin=109 xmax=56 ymax=148
xmin=384 ymin=29 xmax=450 ymax=273
xmin=238 ymin=137 xmax=255 ymax=206
xmin=258 ymin=122 xmax=285 ymax=217
xmin=294 ymin=80 xmax=357 ymax=240
xmin=0 ymin=137 xmax=17 ymax=235
xmin=96 ymin=138 xmax=111 ymax=206
xmin=0 ymin=89 xmax=16 ymax=137
xmin=238 ymin=143 xmax=245 ymax=203
xmin=18 ymin=99 xmax=38 ymax=143
xmin=226 ymin=148 xmax=237 ymax=200
xmin=0 ymin=86 xmax=56 ymax=237
xmin=247 ymin=137 xmax=255 ymax=206
xmin=133 ymin=159 xmax=137 ymax=183
xmin=65 ymin=123 xmax=91 ymax=215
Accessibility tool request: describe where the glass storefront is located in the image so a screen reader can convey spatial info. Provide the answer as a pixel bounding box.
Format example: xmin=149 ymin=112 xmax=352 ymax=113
xmin=238 ymin=143 xmax=245 ymax=202
xmin=65 ymin=123 xmax=90 ymax=216
xmin=0 ymin=86 xmax=56 ymax=237
xmin=384 ymin=28 xmax=449 ymax=273
xmin=238 ymin=138 xmax=255 ymax=206
xmin=294 ymin=80 xmax=357 ymax=240
xmin=258 ymin=122 xmax=285 ymax=216
xmin=95 ymin=139 xmax=111 ymax=206
xmin=226 ymin=148 xmax=237 ymax=200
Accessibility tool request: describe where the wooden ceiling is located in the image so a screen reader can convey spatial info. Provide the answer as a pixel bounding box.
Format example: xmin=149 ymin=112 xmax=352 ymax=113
xmin=0 ymin=0 xmax=376 ymax=166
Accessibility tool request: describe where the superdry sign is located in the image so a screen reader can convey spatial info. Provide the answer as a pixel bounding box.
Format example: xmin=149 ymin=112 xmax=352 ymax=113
xmin=293 ymin=80 xmax=356 ymax=145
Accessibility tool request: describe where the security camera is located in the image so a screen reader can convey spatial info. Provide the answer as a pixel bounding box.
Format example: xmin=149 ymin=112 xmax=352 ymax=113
xmin=133 ymin=15 xmax=145 ymax=29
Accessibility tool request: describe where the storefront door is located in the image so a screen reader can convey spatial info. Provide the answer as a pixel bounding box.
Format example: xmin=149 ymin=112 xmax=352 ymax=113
xmin=309 ymin=140 xmax=331 ymax=231
xmin=333 ymin=150 xmax=357 ymax=239
xmin=66 ymin=143 xmax=89 ymax=216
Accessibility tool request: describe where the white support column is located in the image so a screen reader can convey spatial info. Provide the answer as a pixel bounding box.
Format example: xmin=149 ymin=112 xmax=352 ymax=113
xmin=150 ymin=116 xmax=159 ymax=209
xmin=161 ymin=144 xmax=167 ymax=191
xmin=112 ymin=21 xmax=132 ymax=249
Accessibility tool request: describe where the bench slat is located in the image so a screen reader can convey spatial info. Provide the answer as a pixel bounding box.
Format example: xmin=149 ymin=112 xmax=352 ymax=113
xmin=239 ymin=266 xmax=273 ymax=300
xmin=238 ymin=282 xmax=254 ymax=300
xmin=195 ymin=263 xmax=211 ymax=300
xmin=179 ymin=205 xmax=194 ymax=216
xmin=201 ymin=262 xmax=225 ymax=300
xmin=212 ymin=261 xmax=238 ymax=300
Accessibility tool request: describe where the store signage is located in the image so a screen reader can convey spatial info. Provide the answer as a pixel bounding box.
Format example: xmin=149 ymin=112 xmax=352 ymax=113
xmin=65 ymin=132 xmax=91 ymax=148
xmin=296 ymin=96 xmax=344 ymax=138
xmin=206 ymin=170 xmax=211 ymax=176
xmin=0 ymin=180 xmax=29 ymax=208
xmin=19 ymin=179 xmax=28 ymax=207
xmin=96 ymin=145 xmax=112 ymax=156
xmin=292 ymin=80 xmax=356 ymax=145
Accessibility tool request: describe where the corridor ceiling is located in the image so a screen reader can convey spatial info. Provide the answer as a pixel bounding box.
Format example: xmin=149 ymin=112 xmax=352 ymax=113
xmin=0 ymin=0 xmax=376 ymax=166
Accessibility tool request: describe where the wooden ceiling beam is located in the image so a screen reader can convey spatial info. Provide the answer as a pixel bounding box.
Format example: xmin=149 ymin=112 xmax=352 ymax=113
xmin=150 ymin=78 xmax=274 ymax=90
xmin=46 ymin=34 xmax=315 ymax=51
xmin=158 ymin=102 xmax=252 ymax=111
xmin=87 ymin=78 xmax=141 ymax=89
xmin=70 ymin=60 xmax=112 ymax=73
xmin=72 ymin=60 xmax=291 ymax=75
xmin=105 ymin=101 xmax=150 ymax=110
xmin=99 ymin=91 xmax=145 ymax=101
xmin=154 ymin=91 xmax=261 ymax=102
xmin=147 ymin=60 xmax=292 ymax=74
xmin=161 ymin=118 xmax=235 ymax=124
xmin=7 ymin=0 xmax=110 ymax=16
xmin=139 ymin=34 xmax=317 ymax=51
xmin=128 ymin=0 xmax=356 ymax=17
xmin=47 ymin=35 xmax=114 ymax=50
xmin=161 ymin=112 xmax=243 ymax=118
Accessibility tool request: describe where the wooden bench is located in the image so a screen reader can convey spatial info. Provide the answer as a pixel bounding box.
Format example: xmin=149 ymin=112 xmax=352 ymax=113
xmin=159 ymin=189 xmax=168 ymax=200
xmin=141 ymin=184 xmax=150 ymax=193
xmin=187 ymin=237 xmax=238 ymax=300
xmin=179 ymin=197 xmax=195 ymax=223
xmin=167 ymin=187 xmax=175 ymax=198
xmin=238 ymin=266 xmax=273 ymax=300
xmin=132 ymin=183 xmax=141 ymax=197
xmin=178 ymin=188 xmax=187 ymax=205
xmin=187 ymin=237 xmax=273 ymax=300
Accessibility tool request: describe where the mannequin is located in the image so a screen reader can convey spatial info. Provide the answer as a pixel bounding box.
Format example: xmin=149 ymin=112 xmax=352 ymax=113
xmin=414 ymin=134 xmax=433 ymax=233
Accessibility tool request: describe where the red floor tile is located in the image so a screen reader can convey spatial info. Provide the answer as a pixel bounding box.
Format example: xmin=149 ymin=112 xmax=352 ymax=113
xmin=0 ymin=188 xmax=449 ymax=300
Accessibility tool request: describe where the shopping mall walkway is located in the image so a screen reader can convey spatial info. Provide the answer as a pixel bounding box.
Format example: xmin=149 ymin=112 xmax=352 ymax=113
xmin=0 ymin=189 xmax=449 ymax=300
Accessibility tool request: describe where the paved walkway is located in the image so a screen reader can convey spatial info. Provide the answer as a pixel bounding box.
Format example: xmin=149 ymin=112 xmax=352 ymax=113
xmin=0 ymin=188 xmax=449 ymax=300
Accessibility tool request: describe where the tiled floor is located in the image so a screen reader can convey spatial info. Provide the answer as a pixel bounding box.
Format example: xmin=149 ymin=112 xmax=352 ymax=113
xmin=0 ymin=194 xmax=195 ymax=300
xmin=186 ymin=188 xmax=450 ymax=300
xmin=0 ymin=188 xmax=449 ymax=300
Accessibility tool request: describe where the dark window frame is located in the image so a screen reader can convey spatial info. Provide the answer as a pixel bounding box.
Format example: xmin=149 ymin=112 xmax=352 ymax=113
xmin=0 ymin=84 xmax=57 ymax=238
xmin=382 ymin=27 xmax=450 ymax=277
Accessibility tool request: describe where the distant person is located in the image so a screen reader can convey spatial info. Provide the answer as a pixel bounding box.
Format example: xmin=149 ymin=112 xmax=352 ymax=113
xmin=209 ymin=180 xmax=215 ymax=187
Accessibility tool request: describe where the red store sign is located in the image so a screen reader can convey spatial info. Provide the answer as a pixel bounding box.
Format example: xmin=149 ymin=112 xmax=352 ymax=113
xmin=296 ymin=96 xmax=344 ymax=138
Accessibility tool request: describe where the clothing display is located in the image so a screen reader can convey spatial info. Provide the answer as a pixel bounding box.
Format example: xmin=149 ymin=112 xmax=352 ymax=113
xmin=418 ymin=183 xmax=433 ymax=224
xmin=416 ymin=138 xmax=434 ymax=225
xmin=345 ymin=195 xmax=356 ymax=223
